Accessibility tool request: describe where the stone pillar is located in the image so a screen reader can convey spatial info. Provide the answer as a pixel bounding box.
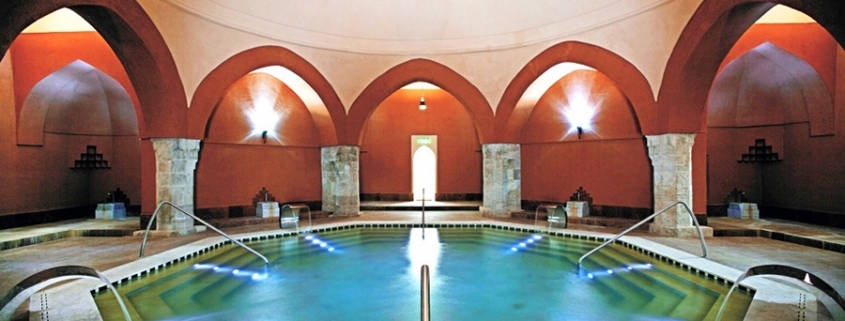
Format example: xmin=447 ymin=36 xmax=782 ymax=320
xmin=151 ymin=138 xmax=200 ymax=234
xmin=321 ymin=146 xmax=360 ymax=216
xmin=481 ymin=144 xmax=521 ymax=218
xmin=646 ymin=134 xmax=712 ymax=237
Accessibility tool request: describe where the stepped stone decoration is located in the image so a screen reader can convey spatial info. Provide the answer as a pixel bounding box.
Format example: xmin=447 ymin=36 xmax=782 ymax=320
xmin=106 ymin=188 xmax=130 ymax=208
xmin=321 ymin=146 xmax=360 ymax=216
xmin=253 ymin=187 xmax=280 ymax=218
xmin=568 ymin=187 xmax=593 ymax=206
xmin=481 ymin=144 xmax=521 ymax=218
xmin=724 ymin=188 xmax=747 ymax=204
xmin=738 ymin=139 xmax=781 ymax=163
xmin=252 ymin=187 xmax=277 ymax=205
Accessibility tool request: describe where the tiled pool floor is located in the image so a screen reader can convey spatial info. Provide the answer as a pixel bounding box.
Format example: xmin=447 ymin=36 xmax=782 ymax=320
xmin=1 ymin=211 xmax=843 ymax=320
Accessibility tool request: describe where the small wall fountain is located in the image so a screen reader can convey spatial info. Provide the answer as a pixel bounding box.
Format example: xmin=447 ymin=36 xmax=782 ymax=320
xmin=253 ymin=187 xmax=280 ymax=218
xmin=566 ymin=186 xmax=592 ymax=218
xmin=725 ymin=188 xmax=759 ymax=220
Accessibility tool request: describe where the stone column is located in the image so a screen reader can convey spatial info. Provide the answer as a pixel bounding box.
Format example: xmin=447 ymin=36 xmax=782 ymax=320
xmin=646 ymin=134 xmax=712 ymax=237
xmin=321 ymin=146 xmax=360 ymax=216
xmin=151 ymin=138 xmax=200 ymax=234
xmin=481 ymin=144 xmax=521 ymax=218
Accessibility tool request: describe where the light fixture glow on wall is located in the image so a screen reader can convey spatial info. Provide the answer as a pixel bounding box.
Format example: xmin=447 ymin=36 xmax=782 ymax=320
xmin=560 ymin=81 xmax=600 ymax=139
xmin=245 ymin=82 xmax=283 ymax=143
xmin=418 ymin=82 xmax=427 ymax=111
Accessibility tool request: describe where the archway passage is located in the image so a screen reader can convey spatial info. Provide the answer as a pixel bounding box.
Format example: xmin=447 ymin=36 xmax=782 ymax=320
xmin=346 ymin=59 xmax=494 ymax=145
xmin=1 ymin=0 xmax=187 ymax=138
xmin=657 ymin=0 xmax=845 ymax=134
xmin=188 ymin=46 xmax=343 ymax=146
xmin=359 ymin=82 xmax=481 ymax=202
xmin=496 ymin=41 xmax=656 ymax=142
xmin=705 ymin=19 xmax=844 ymax=226
xmin=412 ymin=142 xmax=437 ymax=202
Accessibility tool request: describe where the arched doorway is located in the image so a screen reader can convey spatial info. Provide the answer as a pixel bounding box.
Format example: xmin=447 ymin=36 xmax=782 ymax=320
xmin=703 ymin=7 xmax=843 ymax=225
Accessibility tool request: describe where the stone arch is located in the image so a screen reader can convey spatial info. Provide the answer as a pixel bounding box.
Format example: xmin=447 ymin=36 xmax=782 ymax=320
xmin=0 ymin=0 xmax=187 ymax=138
xmin=657 ymin=0 xmax=845 ymax=133
xmin=495 ymin=41 xmax=657 ymax=142
xmin=188 ymin=46 xmax=343 ymax=146
xmin=708 ymin=42 xmax=834 ymax=136
xmin=345 ymin=58 xmax=494 ymax=145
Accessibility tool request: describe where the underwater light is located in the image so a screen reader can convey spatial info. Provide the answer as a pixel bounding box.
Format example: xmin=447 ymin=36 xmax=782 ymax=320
xmin=533 ymin=235 xmax=542 ymax=240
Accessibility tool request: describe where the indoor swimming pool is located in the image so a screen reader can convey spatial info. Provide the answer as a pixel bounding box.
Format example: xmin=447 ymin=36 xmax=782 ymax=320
xmin=94 ymin=226 xmax=752 ymax=320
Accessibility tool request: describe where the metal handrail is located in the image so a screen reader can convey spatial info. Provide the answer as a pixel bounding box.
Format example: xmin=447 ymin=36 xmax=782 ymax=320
xmin=421 ymin=264 xmax=430 ymax=321
xmin=139 ymin=201 xmax=269 ymax=264
xmin=715 ymin=264 xmax=845 ymax=321
xmin=418 ymin=189 xmax=429 ymax=239
xmin=577 ymin=201 xmax=708 ymax=271
xmin=0 ymin=265 xmax=132 ymax=321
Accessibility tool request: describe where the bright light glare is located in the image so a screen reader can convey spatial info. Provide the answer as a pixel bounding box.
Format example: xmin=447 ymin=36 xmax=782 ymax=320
xmin=557 ymin=73 xmax=605 ymax=139
xmin=244 ymin=82 xmax=283 ymax=142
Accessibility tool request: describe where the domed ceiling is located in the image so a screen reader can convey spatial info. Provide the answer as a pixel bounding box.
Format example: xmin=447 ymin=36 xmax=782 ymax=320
xmin=163 ymin=0 xmax=671 ymax=54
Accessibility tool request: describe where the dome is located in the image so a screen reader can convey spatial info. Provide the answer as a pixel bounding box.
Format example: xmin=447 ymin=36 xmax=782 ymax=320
xmin=164 ymin=0 xmax=670 ymax=54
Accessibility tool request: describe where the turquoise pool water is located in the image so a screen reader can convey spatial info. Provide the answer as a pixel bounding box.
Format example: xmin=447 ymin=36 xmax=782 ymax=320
xmin=95 ymin=227 xmax=751 ymax=320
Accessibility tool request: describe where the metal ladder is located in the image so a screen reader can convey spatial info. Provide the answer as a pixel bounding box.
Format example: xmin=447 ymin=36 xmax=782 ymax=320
xmin=139 ymin=201 xmax=269 ymax=264
xmin=577 ymin=201 xmax=708 ymax=271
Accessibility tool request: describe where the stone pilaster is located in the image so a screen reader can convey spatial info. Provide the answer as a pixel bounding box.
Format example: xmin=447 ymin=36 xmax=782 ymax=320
xmin=151 ymin=138 xmax=200 ymax=234
xmin=481 ymin=144 xmax=521 ymax=218
xmin=646 ymin=134 xmax=712 ymax=237
xmin=321 ymin=146 xmax=360 ymax=216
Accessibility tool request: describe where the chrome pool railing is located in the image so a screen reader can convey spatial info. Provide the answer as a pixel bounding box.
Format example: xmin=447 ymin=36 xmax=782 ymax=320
xmin=421 ymin=264 xmax=431 ymax=321
xmin=715 ymin=264 xmax=845 ymax=321
xmin=0 ymin=265 xmax=132 ymax=321
xmin=139 ymin=201 xmax=269 ymax=265
xmin=577 ymin=201 xmax=708 ymax=271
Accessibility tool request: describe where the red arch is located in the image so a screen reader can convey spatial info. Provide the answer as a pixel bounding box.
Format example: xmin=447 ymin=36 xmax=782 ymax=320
xmin=0 ymin=0 xmax=187 ymax=138
xmin=345 ymin=59 xmax=494 ymax=145
xmin=657 ymin=0 xmax=845 ymax=133
xmin=495 ymin=41 xmax=657 ymax=142
xmin=188 ymin=46 xmax=343 ymax=146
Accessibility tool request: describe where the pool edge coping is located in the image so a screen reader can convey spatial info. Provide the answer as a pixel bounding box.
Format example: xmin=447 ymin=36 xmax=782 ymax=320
xmin=37 ymin=220 xmax=826 ymax=321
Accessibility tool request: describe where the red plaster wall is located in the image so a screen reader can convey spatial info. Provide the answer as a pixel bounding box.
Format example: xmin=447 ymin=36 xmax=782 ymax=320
xmin=1 ymin=32 xmax=142 ymax=217
xmin=521 ymin=70 xmax=651 ymax=209
xmin=196 ymin=73 xmax=322 ymax=208
xmin=707 ymin=24 xmax=845 ymax=216
xmin=359 ymin=88 xmax=482 ymax=195
xmin=10 ymin=32 xmax=140 ymax=118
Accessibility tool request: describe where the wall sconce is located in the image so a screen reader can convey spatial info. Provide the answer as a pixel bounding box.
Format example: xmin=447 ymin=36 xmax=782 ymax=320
xmin=577 ymin=126 xmax=583 ymax=139
xmin=419 ymin=97 xmax=427 ymax=111
xmin=261 ymin=130 xmax=268 ymax=144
